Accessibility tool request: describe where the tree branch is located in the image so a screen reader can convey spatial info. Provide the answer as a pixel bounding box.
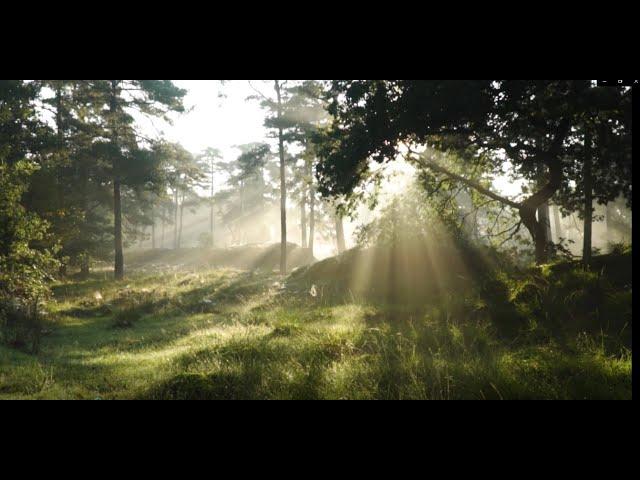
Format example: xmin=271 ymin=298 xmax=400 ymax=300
xmin=407 ymin=150 xmax=521 ymax=210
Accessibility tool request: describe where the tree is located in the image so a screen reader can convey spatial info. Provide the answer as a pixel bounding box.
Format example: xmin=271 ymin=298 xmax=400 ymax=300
xmin=316 ymin=80 xmax=631 ymax=264
xmin=158 ymin=143 xmax=203 ymax=249
xmin=283 ymin=80 xmax=330 ymax=257
xmin=89 ymin=80 xmax=186 ymax=279
xmin=249 ymin=80 xmax=295 ymax=274
xmin=197 ymin=147 xmax=223 ymax=247
xmin=0 ymin=81 xmax=59 ymax=307
xmin=216 ymin=143 xmax=274 ymax=245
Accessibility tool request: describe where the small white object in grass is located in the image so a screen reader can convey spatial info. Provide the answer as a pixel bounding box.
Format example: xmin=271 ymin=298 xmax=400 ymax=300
xmin=93 ymin=291 xmax=103 ymax=302
xmin=309 ymin=285 xmax=317 ymax=297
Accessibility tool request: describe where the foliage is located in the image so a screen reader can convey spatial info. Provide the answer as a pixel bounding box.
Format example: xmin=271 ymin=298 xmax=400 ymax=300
xmin=0 ymin=161 xmax=59 ymax=350
xmin=314 ymin=80 xmax=632 ymax=263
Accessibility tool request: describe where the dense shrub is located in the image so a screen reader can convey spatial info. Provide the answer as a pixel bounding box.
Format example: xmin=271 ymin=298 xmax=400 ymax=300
xmin=0 ymin=161 xmax=59 ymax=350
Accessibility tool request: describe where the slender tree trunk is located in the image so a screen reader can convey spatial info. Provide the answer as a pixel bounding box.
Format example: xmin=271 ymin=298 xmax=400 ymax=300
xmin=173 ymin=189 xmax=179 ymax=249
xmin=110 ymin=81 xmax=124 ymax=280
xmin=54 ymin=85 xmax=65 ymax=210
xmin=240 ymin=180 xmax=245 ymax=244
xmin=81 ymin=155 xmax=90 ymax=277
xmin=113 ymin=176 xmax=124 ymax=279
xmin=308 ymin=161 xmax=316 ymax=258
xmin=275 ymin=80 xmax=287 ymax=275
xmin=335 ymin=212 xmax=346 ymax=254
xmin=214 ymin=165 xmax=215 ymax=247
xmin=54 ymin=84 xmax=67 ymax=277
xmin=210 ymin=203 xmax=214 ymax=247
xmin=300 ymin=186 xmax=307 ymax=249
xmin=583 ymin=126 xmax=593 ymax=267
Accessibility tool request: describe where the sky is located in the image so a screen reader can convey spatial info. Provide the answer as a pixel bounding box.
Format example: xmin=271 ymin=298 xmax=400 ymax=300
xmin=144 ymin=80 xmax=271 ymax=166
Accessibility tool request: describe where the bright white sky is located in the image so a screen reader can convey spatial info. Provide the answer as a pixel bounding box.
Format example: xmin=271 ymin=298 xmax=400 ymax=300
xmin=143 ymin=80 xmax=271 ymax=166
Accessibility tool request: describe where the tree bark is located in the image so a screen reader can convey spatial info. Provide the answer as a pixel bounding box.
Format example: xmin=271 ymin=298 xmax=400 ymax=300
xmin=113 ymin=175 xmax=124 ymax=280
xmin=173 ymin=189 xmax=179 ymax=249
xmin=583 ymin=126 xmax=593 ymax=266
xmin=552 ymin=204 xmax=563 ymax=243
xmin=81 ymin=152 xmax=90 ymax=277
xmin=537 ymin=202 xmax=552 ymax=246
xmin=300 ymin=185 xmax=307 ymax=249
xmin=110 ymin=80 xmax=124 ymax=280
xmin=214 ymin=159 xmax=215 ymax=248
xmin=275 ymin=80 xmax=287 ymax=275
xmin=308 ymin=161 xmax=316 ymax=258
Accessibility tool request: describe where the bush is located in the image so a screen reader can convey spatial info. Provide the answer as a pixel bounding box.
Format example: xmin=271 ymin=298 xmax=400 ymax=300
xmin=1 ymin=160 xmax=59 ymax=351
xmin=0 ymin=298 xmax=46 ymax=353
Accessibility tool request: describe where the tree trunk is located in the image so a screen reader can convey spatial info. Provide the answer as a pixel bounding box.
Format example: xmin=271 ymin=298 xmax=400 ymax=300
xmin=416 ymin=137 xmax=569 ymax=266
xmin=275 ymin=80 xmax=287 ymax=275
xmin=335 ymin=212 xmax=346 ymax=254
xmin=210 ymin=203 xmax=214 ymax=247
xmin=110 ymin=81 xmax=124 ymax=281
xmin=300 ymin=186 xmax=307 ymax=249
xmin=308 ymin=163 xmax=316 ymax=258
xmin=210 ymin=159 xmax=215 ymax=247
xmin=520 ymin=205 xmax=550 ymax=265
xmin=240 ymin=179 xmax=245 ymax=244
xmin=552 ymin=204 xmax=563 ymax=242
xmin=54 ymin=85 xmax=65 ymax=213
xmin=173 ymin=189 xmax=179 ymax=249
xmin=537 ymin=202 xmax=552 ymax=246
xmin=583 ymin=126 xmax=593 ymax=267
xmin=113 ymin=175 xmax=124 ymax=280
xmin=81 ymin=154 xmax=90 ymax=277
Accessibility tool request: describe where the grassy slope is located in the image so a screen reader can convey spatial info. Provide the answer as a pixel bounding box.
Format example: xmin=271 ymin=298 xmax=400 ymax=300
xmin=0 ymin=253 xmax=632 ymax=400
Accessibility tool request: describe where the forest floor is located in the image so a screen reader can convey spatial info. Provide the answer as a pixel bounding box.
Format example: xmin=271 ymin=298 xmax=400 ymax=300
xmin=0 ymin=251 xmax=632 ymax=400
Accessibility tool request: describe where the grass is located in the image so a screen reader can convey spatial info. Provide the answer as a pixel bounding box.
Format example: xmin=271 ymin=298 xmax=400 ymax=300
xmin=0 ymin=253 xmax=632 ymax=400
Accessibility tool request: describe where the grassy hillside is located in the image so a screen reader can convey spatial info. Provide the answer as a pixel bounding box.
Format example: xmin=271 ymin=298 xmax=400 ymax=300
xmin=0 ymin=248 xmax=631 ymax=400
